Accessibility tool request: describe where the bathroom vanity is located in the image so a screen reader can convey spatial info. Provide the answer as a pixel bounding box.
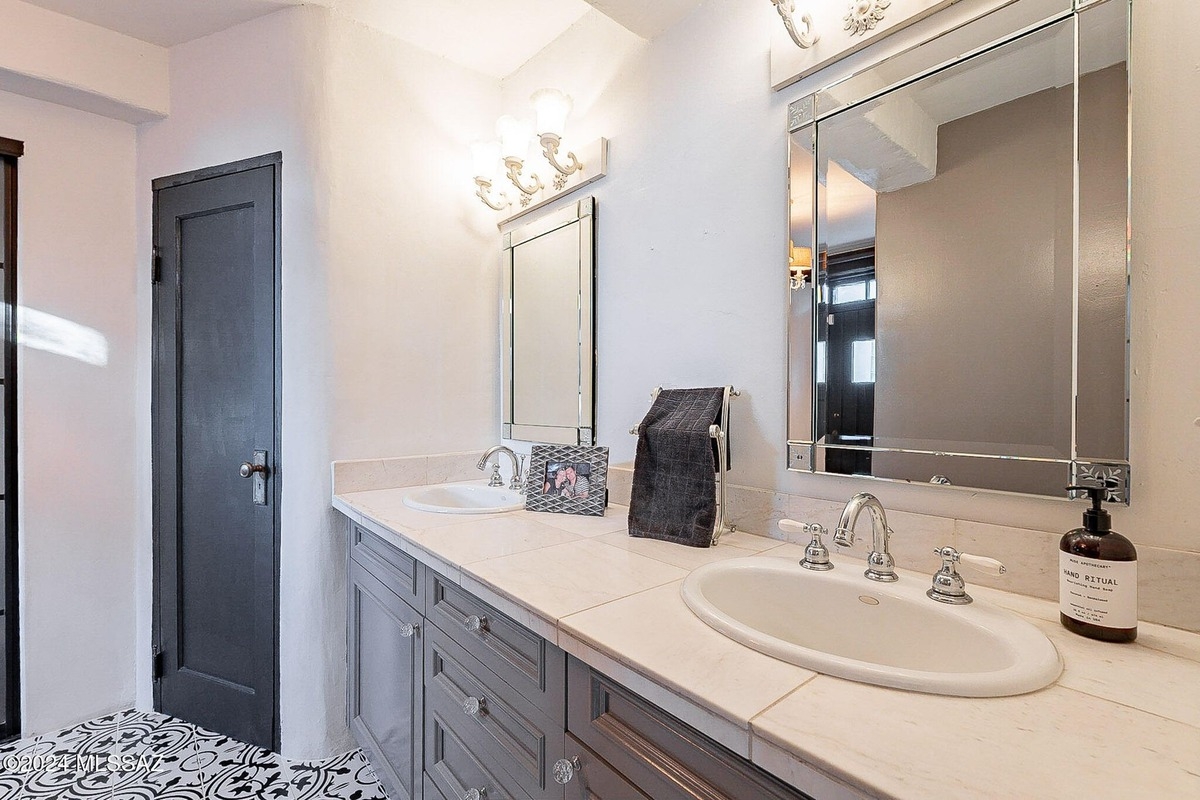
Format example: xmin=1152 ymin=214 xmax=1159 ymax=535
xmin=334 ymin=482 xmax=1200 ymax=800
xmin=347 ymin=519 xmax=811 ymax=800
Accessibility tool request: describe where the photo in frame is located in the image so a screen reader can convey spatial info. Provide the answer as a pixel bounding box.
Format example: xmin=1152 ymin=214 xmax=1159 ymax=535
xmin=524 ymin=444 xmax=609 ymax=517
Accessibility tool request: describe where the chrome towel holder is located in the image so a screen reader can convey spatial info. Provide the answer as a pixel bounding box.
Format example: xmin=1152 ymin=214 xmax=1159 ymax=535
xmin=630 ymin=386 xmax=740 ymax=545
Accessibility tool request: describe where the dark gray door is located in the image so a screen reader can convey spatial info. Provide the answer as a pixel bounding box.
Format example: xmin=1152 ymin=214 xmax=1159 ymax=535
xmin=152 ymin=154 xmax=281 ymax=750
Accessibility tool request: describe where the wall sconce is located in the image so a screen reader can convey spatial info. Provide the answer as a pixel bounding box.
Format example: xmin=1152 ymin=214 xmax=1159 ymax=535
xmin=497 ymin=115 xmax=543 ymax=206
xmin=472 ymin=89 xmax=608 ymax=220
xmin=771 ymin=0 xmax=820 ymax=49
xmin=789 ymin=241 xmax=813 ymax=289
xmin=532 ymin=89 xmax=583 ymax=190
xmin=471 ymin=141 xmax=511 ymax=211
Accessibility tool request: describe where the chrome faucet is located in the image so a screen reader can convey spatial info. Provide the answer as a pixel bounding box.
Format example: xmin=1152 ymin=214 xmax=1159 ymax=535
xmin=477 ymin=446 xmax=525 ymax=492
xmin=832 ymin=492 xmax=898 ymax=582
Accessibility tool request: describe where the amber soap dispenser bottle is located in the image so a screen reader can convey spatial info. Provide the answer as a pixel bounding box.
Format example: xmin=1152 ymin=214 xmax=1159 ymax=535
xmin=1059 ymin=485 xmax=1137 ymax=642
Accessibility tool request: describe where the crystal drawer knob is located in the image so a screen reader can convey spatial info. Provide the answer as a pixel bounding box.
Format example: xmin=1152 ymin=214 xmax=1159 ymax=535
xmin=397 ymin=621 xmax=418 ymax=638
xmin=464 ymin=614 xmax=488 ymax=633
xmin=462 ymin=696 xmax=485 ymax=716
xmin=462 ymin=789 xmax=486 ymax=800
xmin=553 ymin=757 xmax=580 ymax=785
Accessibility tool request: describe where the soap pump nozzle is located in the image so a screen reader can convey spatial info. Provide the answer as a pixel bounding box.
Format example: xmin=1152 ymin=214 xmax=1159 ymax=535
xmin=1066 ymin=483 xmax=1111 ymax=534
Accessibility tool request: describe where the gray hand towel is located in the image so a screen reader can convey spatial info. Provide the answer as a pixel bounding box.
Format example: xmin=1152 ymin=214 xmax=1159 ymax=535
xmin=628 ymin=387 xmax=726 ymax=548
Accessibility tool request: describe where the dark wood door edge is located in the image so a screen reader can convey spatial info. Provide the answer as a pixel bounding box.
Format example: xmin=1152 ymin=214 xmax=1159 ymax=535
xmin=0 ymin=138 xmax=22 ymax=158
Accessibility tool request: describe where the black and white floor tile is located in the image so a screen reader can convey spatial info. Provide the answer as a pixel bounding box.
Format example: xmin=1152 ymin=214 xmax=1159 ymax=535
xmin=0 ymin=709 xmax=390 ymax=799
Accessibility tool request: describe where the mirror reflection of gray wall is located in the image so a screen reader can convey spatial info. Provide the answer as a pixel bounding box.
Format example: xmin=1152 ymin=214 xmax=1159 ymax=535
xmin=503 ymin=198 xmax=595 ymax=446
xmin=788 ymin=0 xmax=1130 ymax=498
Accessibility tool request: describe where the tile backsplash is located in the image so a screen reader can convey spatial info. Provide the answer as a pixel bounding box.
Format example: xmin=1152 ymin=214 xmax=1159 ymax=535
xmin=332 ymin=452 xmax=481 ymax=494
xmin=606 ymin=465 xmax=1200 ymax=633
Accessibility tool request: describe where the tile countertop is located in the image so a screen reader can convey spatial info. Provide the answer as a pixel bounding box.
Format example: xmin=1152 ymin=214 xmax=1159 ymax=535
xmin=332 ymin=484 xmax=1200 ymax=800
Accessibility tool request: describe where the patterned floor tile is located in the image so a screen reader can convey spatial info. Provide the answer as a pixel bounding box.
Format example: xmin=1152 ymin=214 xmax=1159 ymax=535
xmin=0 ymin=710 xmax=390 ymax=800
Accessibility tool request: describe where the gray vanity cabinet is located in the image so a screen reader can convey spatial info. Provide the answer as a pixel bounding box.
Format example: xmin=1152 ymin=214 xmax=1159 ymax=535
xmin=348 ymin=525 xmax=425 ymax=800
xmin=345 ymin=518 xmax=815 ymax=800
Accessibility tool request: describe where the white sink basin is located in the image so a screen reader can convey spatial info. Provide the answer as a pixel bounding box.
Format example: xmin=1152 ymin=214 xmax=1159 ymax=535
xmin=403 ymin=484 xmax=524 ymax=514
xmin=681 ymin=556 xmax=1061 ymax=697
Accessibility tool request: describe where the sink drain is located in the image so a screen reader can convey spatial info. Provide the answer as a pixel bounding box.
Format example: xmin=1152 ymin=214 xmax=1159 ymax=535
xmin=858 ymin=595 xmax=880 ymax=606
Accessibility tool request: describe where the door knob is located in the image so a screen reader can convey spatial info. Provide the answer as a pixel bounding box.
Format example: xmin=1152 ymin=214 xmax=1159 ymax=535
xmin=239 ymin=462 xmax=267 ymax=478
xmin=240 ymin=450 xmax=270 ymax=506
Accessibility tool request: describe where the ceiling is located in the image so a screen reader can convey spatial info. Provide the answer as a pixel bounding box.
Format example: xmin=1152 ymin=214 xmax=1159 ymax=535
xmin=19 ymin=0 xmax=702 ymax=77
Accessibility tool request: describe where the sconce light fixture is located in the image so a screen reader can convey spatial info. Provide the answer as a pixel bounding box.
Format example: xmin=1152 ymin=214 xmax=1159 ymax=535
xmin=497 ymin=115 xmax=543 ymax=205
xmin=472 ymin=88 xmax=608 ymax=220
xmin=532 ymin=89 xmax=583 ymax=189
xmin=471 ymin=141 xmax=510 ymax=211
xmin=771 ymin=0 xmax=820 ymax=49
xmin=789 ymin=241 xmax=813 ymax=289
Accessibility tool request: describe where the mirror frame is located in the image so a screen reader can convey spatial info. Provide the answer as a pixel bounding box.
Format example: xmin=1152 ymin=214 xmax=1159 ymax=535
xmin=784 ymin=0 xmax=1132 ymax=503
xmin=502 ymin=197 xmax=596 ymax=446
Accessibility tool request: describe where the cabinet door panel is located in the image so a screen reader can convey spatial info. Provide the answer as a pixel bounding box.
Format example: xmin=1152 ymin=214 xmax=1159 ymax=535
xmin=566 ymin=658 xmax=813 ymax=800
xmin=349 ymin=557 xmax=423 ymax=800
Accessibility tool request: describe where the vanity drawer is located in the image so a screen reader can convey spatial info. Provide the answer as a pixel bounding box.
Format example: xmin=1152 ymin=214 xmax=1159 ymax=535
xmin=562 ymin=735 xmax=651 ymax=800
xmin=425 ymin=623 xmax=564 ymax=800
xmin=426 ymin=573 xmax=564 ymax=714
xmin=425 ymin=704 xmax=531 ymax=800
xmin=566 ymin=658 xmax=813 ymax=800
xmin=350 ymin=522 xmax=423 ymax=611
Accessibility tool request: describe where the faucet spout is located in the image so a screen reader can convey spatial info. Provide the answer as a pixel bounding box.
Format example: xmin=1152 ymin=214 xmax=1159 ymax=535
xmin=478 ymin=446 xmax=524 ymax=492
xmin=833 ymin=492 xmax=898 ymax=582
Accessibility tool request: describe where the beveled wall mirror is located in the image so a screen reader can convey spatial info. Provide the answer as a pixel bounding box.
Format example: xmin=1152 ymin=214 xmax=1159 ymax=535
xmin=786 ymin=0 xmax=1130 ymax=501
xmin=502 ymin=197 xmax=596 ymax=446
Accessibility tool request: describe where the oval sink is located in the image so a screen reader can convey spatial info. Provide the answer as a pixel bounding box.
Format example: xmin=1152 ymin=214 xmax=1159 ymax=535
xmin=403 ymin=484 xmax=524 ymax=514
xmin=681 ymin=556 xmax=1061 ymax=697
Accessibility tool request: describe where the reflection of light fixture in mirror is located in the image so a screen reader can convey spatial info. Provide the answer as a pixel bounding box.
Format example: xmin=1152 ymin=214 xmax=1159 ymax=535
xmin=471 ymin=141 xmax=511 ymax=211
xmin=497 ymin=115 xmax=543 ymax=205
xmin=771 ymin=0 xmax=819 ymax=49
xmin=532 ymin=88 xmax=583 ymax=190
xmin=789 ymin=241 xmax=813 ymax=289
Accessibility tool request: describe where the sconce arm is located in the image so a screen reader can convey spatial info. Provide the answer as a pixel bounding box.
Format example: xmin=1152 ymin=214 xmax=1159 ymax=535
xmin=540 ymin=134 xmax=583 ymax=177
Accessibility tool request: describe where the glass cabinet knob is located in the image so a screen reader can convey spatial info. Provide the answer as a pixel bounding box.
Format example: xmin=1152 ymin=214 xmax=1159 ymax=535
xmin=462 ymin=789 xmax=486 ymax=800
xmin=553 ymin=756 xmax=581 ymax=785
xmin=464 ymin=614 xmax=488 ymax=634
xmin=397 ymin=621 xmax=418 ymax=638
xmin=462 ymin=696 xmax=485 ymax=716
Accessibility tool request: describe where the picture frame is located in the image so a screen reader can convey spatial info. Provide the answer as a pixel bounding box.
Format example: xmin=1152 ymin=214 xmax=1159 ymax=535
xmin=525 ymin=444 xmax=609 ymax=517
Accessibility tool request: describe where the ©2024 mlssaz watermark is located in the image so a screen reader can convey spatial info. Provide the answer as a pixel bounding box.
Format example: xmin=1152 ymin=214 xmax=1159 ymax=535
xmin=3 ymin=752 xmax=165 ymax=774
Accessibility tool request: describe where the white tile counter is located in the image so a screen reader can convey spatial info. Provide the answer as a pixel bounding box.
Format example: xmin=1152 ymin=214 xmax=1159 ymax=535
xmin=333 ymin=483 xmax=1200 ymax=800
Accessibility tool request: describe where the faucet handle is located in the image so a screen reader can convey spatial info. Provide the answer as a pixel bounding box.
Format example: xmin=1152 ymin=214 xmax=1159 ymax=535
xmin=957 ymin=551 xmax=1006 ymax=575
xmin=486 ymin=463 xmax=504 ymax=488
xmin=780 ymin=519 xmax=834 ymax=571
xmin=928 ymin=546 xmax=1006 ymax=604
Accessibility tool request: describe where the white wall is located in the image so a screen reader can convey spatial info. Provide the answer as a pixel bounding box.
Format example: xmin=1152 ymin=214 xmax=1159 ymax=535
xmin=502 ymin=0 xmax=1200 ymax=554
xmin=0 ymin=89 xmax=139 ymax=735
xmin=135 ymin=5 xmax=337 ymax=757
xmin=0 ymin=0 xmax=168 ymax=122
xmin=325 ymin=13 xmax=500 ymax=461
xmin=136 ymin=6 xmax=501 ymax=758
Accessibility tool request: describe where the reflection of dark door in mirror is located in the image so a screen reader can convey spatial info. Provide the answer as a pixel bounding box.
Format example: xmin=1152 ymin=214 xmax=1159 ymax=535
xmin=819 ymin=248 xmax=875 ymax=476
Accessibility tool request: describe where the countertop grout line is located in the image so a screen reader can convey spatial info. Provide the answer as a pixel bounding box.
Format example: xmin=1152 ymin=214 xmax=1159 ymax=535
xmin=1052 ymin=682 xmax=1200 ymax=732
xmin=747 ymin=672 xmax=822 ymax=731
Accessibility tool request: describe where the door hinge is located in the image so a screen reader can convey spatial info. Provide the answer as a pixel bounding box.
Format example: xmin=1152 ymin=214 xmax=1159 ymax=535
xmin=152 ymin=247 xmax=162 ymax=284
xmin=152 ymin=645 xmax=164 ymax=681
